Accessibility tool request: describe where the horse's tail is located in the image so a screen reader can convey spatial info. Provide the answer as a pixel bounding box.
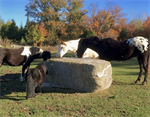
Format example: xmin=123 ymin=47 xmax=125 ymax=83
xmin=148 ymin=40 xmax=150 ymax=62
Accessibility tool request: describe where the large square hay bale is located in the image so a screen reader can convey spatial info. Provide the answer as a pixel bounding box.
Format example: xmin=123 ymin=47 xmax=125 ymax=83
xmin=44 ymin=58 xmax=112 ymax=92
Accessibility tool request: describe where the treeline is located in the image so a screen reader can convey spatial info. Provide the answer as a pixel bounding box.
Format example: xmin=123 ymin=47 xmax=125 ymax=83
xmin=0 ymin=0 xmax=150 ymax=46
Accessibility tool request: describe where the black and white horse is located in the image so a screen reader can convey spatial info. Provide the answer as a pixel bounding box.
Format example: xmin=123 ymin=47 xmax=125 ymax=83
xmin=76 ymin=36 xmax=150 ymax=85
xmin=0 ymin=46 xmax=51 ymax=82
xmin=25 ymin=62 xmax=48 ymax=99
xmin=56 ymin=39 xmax=98 ymax=58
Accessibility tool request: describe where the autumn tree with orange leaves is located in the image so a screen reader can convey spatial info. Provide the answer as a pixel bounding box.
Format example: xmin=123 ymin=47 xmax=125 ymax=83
xmin=25 ymin=22 xmax=47 ymax=46
xmin=86 ymin=2 xmax=126 ymax=40
xmin=118 ymin=16 xmax=150 ymax=40
xmin=143 ymin=16 xmax=150 ymax=38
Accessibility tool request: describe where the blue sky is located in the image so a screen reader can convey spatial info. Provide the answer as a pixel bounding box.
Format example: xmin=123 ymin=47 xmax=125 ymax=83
xmin=0 ymin=0 xmax=150 ymax=27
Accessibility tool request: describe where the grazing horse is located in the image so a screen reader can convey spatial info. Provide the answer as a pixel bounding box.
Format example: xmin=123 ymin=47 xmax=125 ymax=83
xmin=76 ymin=36 xmax=150 ymax=85
xmin=0 ymin=46 xmax=51 ymax=82
xmin=21 ymin=51 xmax=51 ymax=82
xmin=56 ymin=38 xmax=99 ymax=58
xmin=25 ymin=62 xmax=48 ymax=99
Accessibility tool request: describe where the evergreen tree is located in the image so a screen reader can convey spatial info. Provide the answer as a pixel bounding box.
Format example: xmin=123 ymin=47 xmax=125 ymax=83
xmin=7 ymin=19 xmax=19 ymax=42
xmin=24 ymin=15 xmax=30 ymax=42
xmin=118 ymin=27 xmax=128 ymax=41
xmin=0 ymin=21 xmax=11 ymax=39
xmin=0 ymin=16 xmax=4 ymax=31
xmin=17 ymin=23 xmax=25 ymax=43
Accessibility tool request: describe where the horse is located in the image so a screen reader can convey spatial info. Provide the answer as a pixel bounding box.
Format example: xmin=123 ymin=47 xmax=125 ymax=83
xmin=56 ymin=38 xmax=99 ymax=58
xmin=21 ymin=50 xmax=51 ymax=82
xmin=76 ymin=36 xmax=150 ymax=85
xmin=0 ymin=46 xmax=51 ymax=82
xmin=25 ymin=62 xmax=48 ymax=99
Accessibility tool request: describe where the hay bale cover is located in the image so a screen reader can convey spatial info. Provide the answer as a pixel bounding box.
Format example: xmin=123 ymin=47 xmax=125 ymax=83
xmin=44 ymin=58 xmax=112 ymax=92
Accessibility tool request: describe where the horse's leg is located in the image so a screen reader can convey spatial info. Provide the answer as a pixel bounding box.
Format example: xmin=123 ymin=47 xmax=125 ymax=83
xmin=33 ymin=86 xmax=37 ymax=97
xmin=142 ymin=56 xmax=149 ymax=85
xmin=20 ymin=63 xmax=30 ymax=82
xmin=20 ymin=56 xmax=30 ymax=82
xmin=135 ymin=57 xmax=143 ymax=83
xmin=20 ymin=64 xmax=26 ymax=82
xmin=39 ymin=84 xmax=43 ymax=93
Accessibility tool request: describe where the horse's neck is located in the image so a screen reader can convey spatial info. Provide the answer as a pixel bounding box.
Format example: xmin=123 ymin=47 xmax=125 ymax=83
xmin=30 ymin=53 xmax=42 ymax=61
xmin=39 ymin=63 xmax=48 ymax=74
xmin=33 ymin=53 xmax=42 ymax=58
xmin=66 ymin=39 xmax=80 ymax=52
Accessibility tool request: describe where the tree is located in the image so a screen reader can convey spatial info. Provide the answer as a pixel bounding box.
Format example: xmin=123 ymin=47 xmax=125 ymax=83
xmin=87 ymin=1 xmax=126 ymax=39
xmin=37 ymin=22 xmax=47 ymax=46
xmin=0 ymin=16 xmax=4 ymax=31
xmin=17 ymin=23 xmax=25 ymax=43
xmin=7 ymin=19 xmax=19 ymax=42
xmin=118 ymin=27 xmax=128 ymax=41
xmin=80 ymin=28 xmax=96 ymax=38
xmin=25 ymin=0 xmax=87 ymax=45
xmin=143 ymin=16 xmax=150 ymax=38
xmin=25 ymin=22 xmax=39 ymax=45
xmin=0 ymin=20 xmax=12 ymax=39
xmin=25 ymin=22 xmax=47 ymax=46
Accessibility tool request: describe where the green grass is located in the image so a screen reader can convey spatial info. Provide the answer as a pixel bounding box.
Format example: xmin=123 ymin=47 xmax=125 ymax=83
xmin=0 ymin=52 xmax=150 ymax=117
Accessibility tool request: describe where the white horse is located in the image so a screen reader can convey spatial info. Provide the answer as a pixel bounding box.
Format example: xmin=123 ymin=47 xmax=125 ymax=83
xmin=56 ymin=38 xmax=99 ymax=58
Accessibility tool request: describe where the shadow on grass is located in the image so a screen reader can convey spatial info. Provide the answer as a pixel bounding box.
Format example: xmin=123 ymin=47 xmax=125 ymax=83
xmin=0 ymin=73 xmax=25 ymax=98
xmin=110 ymin=57 xmax=139 ymax=68
xmin=112 ymin=80 xmax=142 ymax=86
xmin=0 ymin=73 xmax=80 ymax=101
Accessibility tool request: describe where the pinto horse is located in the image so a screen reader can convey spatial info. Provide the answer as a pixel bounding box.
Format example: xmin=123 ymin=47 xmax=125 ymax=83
xmin=0 ymin=46 xmax=51 ymax=82
xmin=56 ymin=38 xmax=99 ymax=58
xmin=21 ymin=50 xmax=51 ymax=82
xmin=76 ymin=36 xmax=150 ymax=85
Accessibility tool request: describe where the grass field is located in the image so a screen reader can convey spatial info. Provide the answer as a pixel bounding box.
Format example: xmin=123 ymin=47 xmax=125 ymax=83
xmin=0 ymin=52 xmax=150 ymax=117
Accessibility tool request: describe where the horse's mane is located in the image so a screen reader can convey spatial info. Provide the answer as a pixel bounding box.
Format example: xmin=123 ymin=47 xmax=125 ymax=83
xmin=80 ymin=36 xmax=100 ymax=45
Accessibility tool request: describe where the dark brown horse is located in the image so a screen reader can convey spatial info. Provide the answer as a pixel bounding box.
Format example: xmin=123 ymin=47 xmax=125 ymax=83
xmin=76 ymin=36 xmax=150 ymax=85
xmin=25 ymin=62 xmax=48 ymax=99
xmin=0 ymin=46 xmax=51 ymax=82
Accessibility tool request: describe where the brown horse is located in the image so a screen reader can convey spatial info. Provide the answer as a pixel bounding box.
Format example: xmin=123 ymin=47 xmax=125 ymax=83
xmin=76 ymin=36 xmax=150 ymax=85
xmin=0 ymin=46 xmax=51 ymax=82
xmin=25 ymin=62 xmax=48 ymax=99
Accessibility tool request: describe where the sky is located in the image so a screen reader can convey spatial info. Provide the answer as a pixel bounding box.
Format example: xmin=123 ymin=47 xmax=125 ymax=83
xmin=0 ymin=0 xmax=150 ymax=28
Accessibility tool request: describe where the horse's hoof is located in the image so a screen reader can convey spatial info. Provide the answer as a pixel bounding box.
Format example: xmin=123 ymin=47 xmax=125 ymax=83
xmin=20 ymin=77 xmax=24 ymax=82
xmin=142 ymin=81 xmax=146 ymax=85
xmin=135 ymin=80 xmax=140 ymax=84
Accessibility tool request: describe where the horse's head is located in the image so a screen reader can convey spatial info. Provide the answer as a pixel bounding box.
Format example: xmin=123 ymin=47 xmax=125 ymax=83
xmin=29 ymin=46 xmax=43 ymax=55
xmin=76 ymin=38 xmax=87 ymax=58
xmin=41 ymin=51 xmax=51 ymax=61
xmin=56 ymin=41 xmax=68 ymax=58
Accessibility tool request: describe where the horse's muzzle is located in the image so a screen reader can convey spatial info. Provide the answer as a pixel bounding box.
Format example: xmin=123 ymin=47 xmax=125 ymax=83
xmin=56 ymin=55 xmax=61 ymax=58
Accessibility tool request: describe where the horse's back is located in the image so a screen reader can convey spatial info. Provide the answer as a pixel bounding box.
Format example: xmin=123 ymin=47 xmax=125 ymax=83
xmin=3 ymin=47 xmax=26 ymax=66
xmin=28 ymin=66 xmax=45 ymax=84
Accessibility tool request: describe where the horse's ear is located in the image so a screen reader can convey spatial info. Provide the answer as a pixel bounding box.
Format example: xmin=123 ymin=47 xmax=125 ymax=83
xmin=59 ymin=40 xmax=67 ymax=46
xmin=59 ymin=39 xmax=63 ymax=43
